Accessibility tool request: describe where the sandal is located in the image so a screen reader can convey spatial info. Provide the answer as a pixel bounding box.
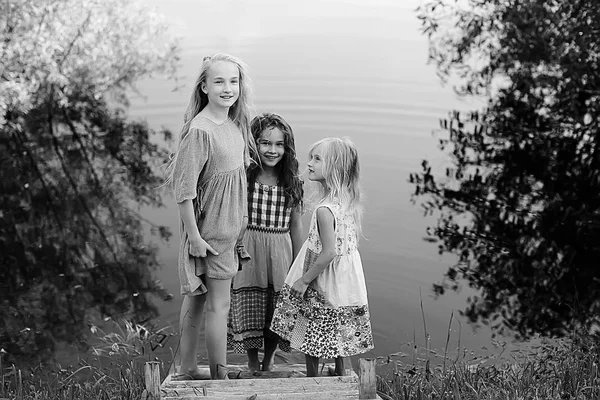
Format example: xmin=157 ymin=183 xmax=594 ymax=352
xmin=172 ymin=368 xmax=211 ymax=381
xmin=215 ymin=363 xmax=230 ymax=380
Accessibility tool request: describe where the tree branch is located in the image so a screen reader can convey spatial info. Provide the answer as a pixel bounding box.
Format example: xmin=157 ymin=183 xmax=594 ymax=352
xmin=12 ymin=129 xmax=64 ymax=231
xmin=47 ymin=94 xmax=120 ymax=265
xmin=61 ymin=108 xmax=102 ymax=188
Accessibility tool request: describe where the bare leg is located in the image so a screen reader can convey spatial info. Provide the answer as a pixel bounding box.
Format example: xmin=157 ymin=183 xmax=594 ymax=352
xmin=305 ymin=354 xmax=320 ymax=377
xmin=261 ymin=335 xmax=278 ymax=371
xmin=247 ymin=348 xmax=260 ymax=371
xmin=335 ymin=356 xmax=348 ymax=376
xmin=179 ymin=294 xmax=206 ymax=374
xmin=205 ymin=277 xmax=232 ymax=379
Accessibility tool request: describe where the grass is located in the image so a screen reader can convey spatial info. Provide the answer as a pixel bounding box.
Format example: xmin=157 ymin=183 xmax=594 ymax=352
xmin=2 ymin=317 xmax=599 ymax=399
xmin=0 ymin=319 xmax=176 ymax=400
xmin=375 ymin=298 xmax=600 ymax=400
xmin=377 ymin=333 xmax=600 ymax=400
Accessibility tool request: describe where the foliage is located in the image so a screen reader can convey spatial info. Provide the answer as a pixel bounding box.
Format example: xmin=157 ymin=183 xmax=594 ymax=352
xmin=90 ymin=319 xmax=175 ymax=361
xmin=411 ymin=0 xmax=600 ymax=338
xmin=0 ymin=0 xmax=179 ymax=365
xmin=0 ymin=321 xmax=175 ymax=400
xmin=0 ymin=0 xmax=179 ymax=126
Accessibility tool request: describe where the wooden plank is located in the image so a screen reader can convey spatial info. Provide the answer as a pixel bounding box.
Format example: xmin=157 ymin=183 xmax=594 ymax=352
xmin=226 ymin=370 xmax=306 ymax=379
xmin=163 ymin=364 xmax=357 ymax=384
xmin=162 ymin=390 xmax=362 ymax=400
xmin=145 ymin=362 xmax=162 ymax=400
xmin=163 ymin=375 xmax=357 ymax=395
xmin=159 ymin=363 xmax=378 ymax=399
xmin=165 ymin=374 xmax=356 ymax=388
xmin=358 ymin=359 xmax=377 ymax=400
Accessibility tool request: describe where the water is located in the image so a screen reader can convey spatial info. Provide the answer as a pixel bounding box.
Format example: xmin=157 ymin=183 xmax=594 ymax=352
xmin=127 ymin=0 xmax=508 ymax=367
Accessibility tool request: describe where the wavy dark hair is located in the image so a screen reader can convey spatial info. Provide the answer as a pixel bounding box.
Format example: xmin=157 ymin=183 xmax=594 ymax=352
xmin=248 ymin=113 xmax=303 ymax=210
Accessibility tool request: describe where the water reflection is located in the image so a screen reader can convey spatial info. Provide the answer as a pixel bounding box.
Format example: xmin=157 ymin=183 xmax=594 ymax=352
xmin=0 ymin=91 xmax=173 ymax=366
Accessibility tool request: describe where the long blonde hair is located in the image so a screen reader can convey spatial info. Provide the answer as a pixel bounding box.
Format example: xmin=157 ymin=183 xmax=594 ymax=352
xmin=164 ymin=53 xmax=256 ymax=187
xmin=308 ymin=137 xmax=363 ymax=237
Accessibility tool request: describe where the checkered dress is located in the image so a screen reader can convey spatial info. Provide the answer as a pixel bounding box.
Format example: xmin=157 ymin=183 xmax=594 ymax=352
xmin=247 ymin=182 xmax=291 ymax=232
xmin=227 ymin=181 xmax=294 ymax=353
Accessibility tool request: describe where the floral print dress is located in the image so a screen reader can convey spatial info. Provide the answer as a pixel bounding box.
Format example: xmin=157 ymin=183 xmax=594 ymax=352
xmin=270 ymin=201 xmax=374 ymax=358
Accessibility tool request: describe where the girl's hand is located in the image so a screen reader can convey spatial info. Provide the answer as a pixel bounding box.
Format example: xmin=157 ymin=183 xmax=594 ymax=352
xmin=188 ymin=234 xmax=218 ymax=258
xmin=290 ymin=278 xmax=309 ymax=298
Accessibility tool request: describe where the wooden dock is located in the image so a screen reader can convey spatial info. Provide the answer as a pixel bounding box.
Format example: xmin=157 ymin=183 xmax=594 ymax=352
xmin=143 ymin=359 xmax=381 ymax=399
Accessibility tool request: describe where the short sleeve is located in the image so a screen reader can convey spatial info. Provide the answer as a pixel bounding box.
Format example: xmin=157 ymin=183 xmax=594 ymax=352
xmin=173 ymin=129 xmax=210 ymax=203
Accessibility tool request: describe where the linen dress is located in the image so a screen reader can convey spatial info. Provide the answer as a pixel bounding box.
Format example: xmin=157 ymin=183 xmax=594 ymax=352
xmin=173 ymin=115 xmax=247 ymax=296
xmin=270 ymin=201 xmax=374 ymax=359
xmin=227 ymin=181 xmax=293 ymax=353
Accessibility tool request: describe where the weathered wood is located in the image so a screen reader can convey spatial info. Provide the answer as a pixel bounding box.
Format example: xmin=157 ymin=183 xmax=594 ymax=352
xmin=160 ymin=362 xmax=380 ymax=399
xmin=162 ymin=375 xmax=357 ymax=396
xmin=162 ymin=391 xmax=360 ymax=400
xmin=226 ymin=369 xmax=306 ymax=379
xmin=166 ymin=374 xmax=356 ymax=388
xmin=164 ymin=363 xmax=356 ymax=382
xmin=145 ymin=361 xmax=162 ymax=400
xmin=358 ymin=358 xmax=377 ymax=400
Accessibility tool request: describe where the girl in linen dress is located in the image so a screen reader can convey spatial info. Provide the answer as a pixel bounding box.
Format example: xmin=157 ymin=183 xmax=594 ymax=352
xmin=165 ymin=53 xmax=257 ymax=380
xmin=227 ymin=113 xmax=304 ymax=372
xmin=270 ymin=137 xmax=374 ymax=377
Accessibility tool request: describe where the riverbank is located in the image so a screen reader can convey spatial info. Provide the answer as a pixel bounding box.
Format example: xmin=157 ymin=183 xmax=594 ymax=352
xmin=377 ymin=332 xmax=598 ymax=400
xmin=2 ymin=323 xmax=597 ymax=400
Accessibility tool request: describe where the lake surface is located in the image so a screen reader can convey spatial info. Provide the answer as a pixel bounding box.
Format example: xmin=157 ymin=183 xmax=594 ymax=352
xmin=128 ymin=0 xmax=510 ymax=367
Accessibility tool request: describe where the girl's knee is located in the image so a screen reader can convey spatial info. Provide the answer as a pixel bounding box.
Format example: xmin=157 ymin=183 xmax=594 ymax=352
xmin=206 ymin=292 xmax=231 ymax=314
xmin=205 ymin=277 xmax=232 ymax=314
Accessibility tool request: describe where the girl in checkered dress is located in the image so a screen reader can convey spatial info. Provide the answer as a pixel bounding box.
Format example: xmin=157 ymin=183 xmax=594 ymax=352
xmin=270 ymin=137 xmax=373 ymax=377
xmin=227 ymin=113 xmax=304 ymax=371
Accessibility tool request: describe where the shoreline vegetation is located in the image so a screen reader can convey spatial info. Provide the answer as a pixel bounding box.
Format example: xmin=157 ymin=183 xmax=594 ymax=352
xmin=1 ymin=318 xmax=598 ymax=400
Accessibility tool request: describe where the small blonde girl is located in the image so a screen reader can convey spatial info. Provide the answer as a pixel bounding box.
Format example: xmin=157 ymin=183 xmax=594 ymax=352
xmin=270 ymin=137 xmax=374 ymax=377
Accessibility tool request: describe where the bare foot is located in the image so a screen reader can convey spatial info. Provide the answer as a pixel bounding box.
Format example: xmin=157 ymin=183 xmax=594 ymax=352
xmin=261 ymin=361 xmax=274 ymax=371
xmin=248 ymin=360 xmax=260 ymax=372
xmin=247 ymin=349 xmax=260 ymax=372
xmin=327 ymin=366 xmax=348 ymax=376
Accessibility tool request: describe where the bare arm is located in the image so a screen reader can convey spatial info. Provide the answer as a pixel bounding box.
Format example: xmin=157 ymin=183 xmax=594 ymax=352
xmin=178 ymin=199 xmax=218 ymax=257
xmin=290 ymin=207 xmax=337 ymax=297
xmin=289 ymin=208 xmax=304 ymax=261
xmin=238 ymin=215 xmax=248 ymax=243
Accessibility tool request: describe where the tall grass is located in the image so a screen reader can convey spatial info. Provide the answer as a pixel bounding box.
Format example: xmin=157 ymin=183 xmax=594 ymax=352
xmin=0 ymin=320 xmax=175 ymax=400
xmin=376 ymin=307 xmax=600 ymax=400
xmin=3 ymin=315 xmax=599 ymax=400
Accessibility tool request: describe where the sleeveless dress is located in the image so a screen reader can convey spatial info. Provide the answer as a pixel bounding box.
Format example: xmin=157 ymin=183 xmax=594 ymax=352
xmin=173 ymin=116 xmax=247 ymax=296
xmin=270 ymin=202 xmax=374 ymax=358
xmin=227 ymin=181 xmax=293 ymax=353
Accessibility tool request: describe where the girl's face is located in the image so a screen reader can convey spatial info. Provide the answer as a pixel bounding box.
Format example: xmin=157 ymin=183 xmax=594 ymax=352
xmin=307 ymin=145 xmax=325 ymax=184
xmin=201 ymin=61 xmax=240 ymax=110
xmin=257 ymin=127 xmax=285 ymax=169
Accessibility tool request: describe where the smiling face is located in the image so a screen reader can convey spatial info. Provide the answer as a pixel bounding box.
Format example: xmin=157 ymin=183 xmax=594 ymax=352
xmin=257 ymin=127 xmax=285 ymax=169
xmin=307 ymin=144 xmax=325 ymax=184
xmin=201 ymin=60 xmax=240 ymax=110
